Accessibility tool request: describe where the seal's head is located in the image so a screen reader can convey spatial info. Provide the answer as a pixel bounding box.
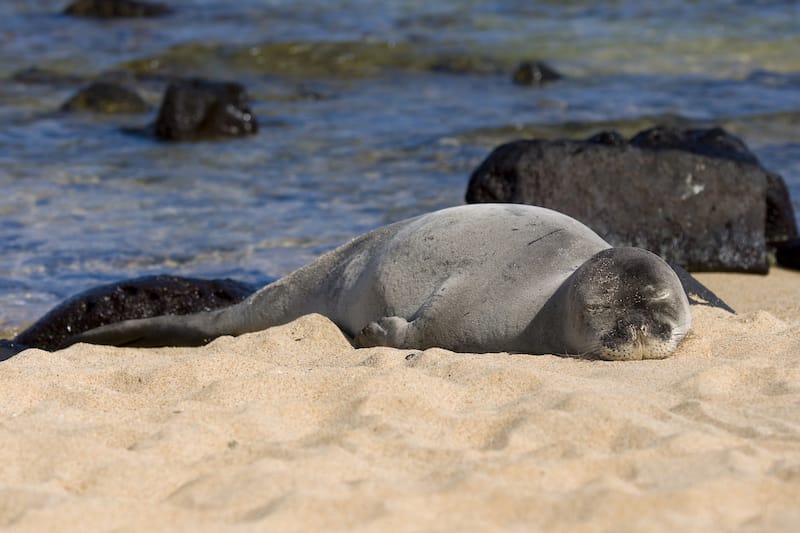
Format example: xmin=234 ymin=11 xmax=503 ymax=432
xmin=562 ymin=247 xmax=691 ymax=361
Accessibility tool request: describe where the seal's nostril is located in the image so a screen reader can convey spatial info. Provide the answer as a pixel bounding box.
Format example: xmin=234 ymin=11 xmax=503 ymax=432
xmin=617 ymin=317 xmax=648 ymax=341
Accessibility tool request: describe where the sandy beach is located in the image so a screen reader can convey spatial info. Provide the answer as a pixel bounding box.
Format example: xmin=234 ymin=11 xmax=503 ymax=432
xmin=3 ymin=0 xmax=800 ymax=531
xmin=1 ymin=268 xmax=799 ymax=531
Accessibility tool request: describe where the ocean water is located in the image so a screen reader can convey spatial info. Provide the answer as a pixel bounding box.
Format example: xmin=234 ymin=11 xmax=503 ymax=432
xmin=1 ymin=0 xmax=799 ymax=334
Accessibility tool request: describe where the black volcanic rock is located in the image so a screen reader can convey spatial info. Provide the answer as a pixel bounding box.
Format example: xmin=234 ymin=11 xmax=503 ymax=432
xmin=64 ymin=0 xmax=172 ymax=18
xmin=466 ymin=126 xmax=798 ymax=273
xmin=153 ymin=79 xmax=258 ymax=141
xmin=628 ymin=126 xmax=797 ymax=245
xmin=12 ymin=67 xmax=84 ymax=85
xmin=0 ymin=340 xmax=29 ymax=361
xmin=10 ymin=275 xmax=255 ymax=352
xmin=511 ymin=61 xmax=562 ymax=86
xmin=774 ymin=238 xmax=800 ymax=270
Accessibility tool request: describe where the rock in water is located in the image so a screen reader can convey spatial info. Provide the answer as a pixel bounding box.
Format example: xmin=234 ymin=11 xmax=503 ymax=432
xmin=63 ymin=0 xmax=172 ymax=18
xmin=466 ymin=126 xmax=798 ymax=273
xmin=61 ymin=82 xmax=149 ymax=114
xmin=153 ymin=79 xmax=258 ymax=141
xmin=511 ymin=61 xmax=562 ymax=85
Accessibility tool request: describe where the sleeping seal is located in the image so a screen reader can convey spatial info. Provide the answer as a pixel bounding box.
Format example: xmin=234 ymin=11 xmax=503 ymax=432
xmin=69 ymin=204 xmax=692 ymax=360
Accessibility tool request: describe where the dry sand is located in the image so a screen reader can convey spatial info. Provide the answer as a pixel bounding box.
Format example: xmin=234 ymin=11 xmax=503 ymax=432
xmin=1 ymin=269 xmax=799 ymax=531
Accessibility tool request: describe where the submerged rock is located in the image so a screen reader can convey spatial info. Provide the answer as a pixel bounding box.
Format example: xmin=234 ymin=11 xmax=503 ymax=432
xmin=153 ymin=79 xmax=258 ymax=141
xmin=122 ymin=41 xmax=419 ymax=80
xmin=511 ymin=61 xmax=562 ymax=86
xmin=466 ymin=126 xmax=798 ymax=273
xmin=63 ymin=0 xmax=172 ymax=18
xmin=119 ymin=40 xmax=539 ymax=80
xmin=61 ymin=81 xmax=149 ymax=113
xmin=428 ymin=55 xmax=506 ymax=75
xmin=12 ymin=67 xmax=85 ymax=85
xmin=10 ymin=275 xmax=255 ymax=353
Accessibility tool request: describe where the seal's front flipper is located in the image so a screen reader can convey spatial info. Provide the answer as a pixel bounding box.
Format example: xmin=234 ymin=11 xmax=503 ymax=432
xmin=354 ymin=317 xmax=412 ymax=348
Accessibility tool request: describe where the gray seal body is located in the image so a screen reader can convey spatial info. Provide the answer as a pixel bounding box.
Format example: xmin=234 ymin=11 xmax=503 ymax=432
xmin=71 ymin=204 xmax=692 ymax=360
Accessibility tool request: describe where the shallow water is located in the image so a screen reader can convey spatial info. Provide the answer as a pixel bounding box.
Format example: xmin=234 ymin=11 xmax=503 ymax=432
xmin=1 ymin=0 xmax=799 ymax=333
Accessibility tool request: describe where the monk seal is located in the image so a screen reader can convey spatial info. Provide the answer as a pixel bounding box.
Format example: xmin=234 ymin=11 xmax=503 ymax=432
xmin=68 ymin=204 xmax=692 ymax=360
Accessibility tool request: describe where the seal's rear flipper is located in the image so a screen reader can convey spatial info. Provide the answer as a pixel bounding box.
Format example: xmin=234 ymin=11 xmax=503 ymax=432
xmin=668 ymin=263 xmax=735 ymax=314
xmin=65 ymin=319 xmax=152 ymax=348
xmin=67 ymin=314 xmax=213 ymax=349
xmin=12 ymin=275 xmax=255 ymax=352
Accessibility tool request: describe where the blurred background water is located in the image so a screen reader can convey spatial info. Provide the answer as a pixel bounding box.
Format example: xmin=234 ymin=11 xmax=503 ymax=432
xmin=1 ymin=0 xmax=799 ymax=334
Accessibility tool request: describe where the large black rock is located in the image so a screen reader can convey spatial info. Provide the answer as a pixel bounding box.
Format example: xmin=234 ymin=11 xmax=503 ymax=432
xmin=153 ymin=79 xmax=258 ymax=141
xmin=8 ymin=275 xmax=255 ymax=354
xmin=466 ymin=126 xmax=798 ymax=273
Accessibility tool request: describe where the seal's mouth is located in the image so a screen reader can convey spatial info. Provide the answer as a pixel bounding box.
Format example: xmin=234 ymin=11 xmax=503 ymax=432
xmin=595 ymin=338 xmax=671 ymax=361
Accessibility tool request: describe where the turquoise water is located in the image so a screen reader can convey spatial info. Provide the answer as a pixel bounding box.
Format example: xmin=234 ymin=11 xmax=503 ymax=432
xmin=1 ymin=0 xmax=800 ymax=333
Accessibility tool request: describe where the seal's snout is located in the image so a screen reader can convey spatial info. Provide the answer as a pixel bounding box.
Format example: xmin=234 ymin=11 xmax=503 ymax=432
xmin=609 ymin=316 xmax=671 ymax=344
xmin=622 ymin=318 xmax=648 ymax=342
xmin=596 ymin=315 xmax=675 ymax=361
xmin=604 ymin=317 xmax=644 ymax=347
